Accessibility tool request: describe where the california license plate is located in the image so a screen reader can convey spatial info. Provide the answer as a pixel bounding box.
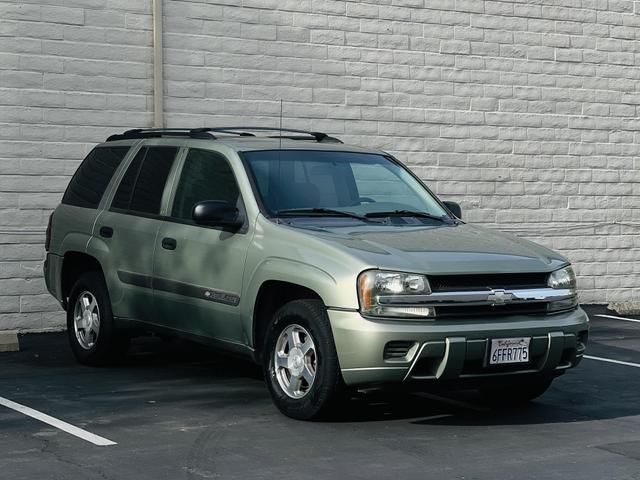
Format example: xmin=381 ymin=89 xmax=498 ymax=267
xmin=488 ymin=337 xmax=531 ymax=365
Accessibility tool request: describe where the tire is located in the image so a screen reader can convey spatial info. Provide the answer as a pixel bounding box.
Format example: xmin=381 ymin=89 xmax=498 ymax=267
xmin=67 ymin=271 xmax=129 ymax=366
xmin=263 ymin=299 xmax=346 ymax=420
xmin=479 ymin=377 xmax=554 ymax=407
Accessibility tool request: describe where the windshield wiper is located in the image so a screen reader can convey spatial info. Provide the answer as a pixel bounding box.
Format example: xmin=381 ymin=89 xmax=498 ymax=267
xmin=275 ymin=208 xmax=373 ymax=222
xmin=364 ymin=210 xmax=454 ymax=223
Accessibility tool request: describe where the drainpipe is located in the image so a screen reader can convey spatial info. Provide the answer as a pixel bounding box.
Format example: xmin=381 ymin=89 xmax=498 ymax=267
xmin=152 ymin=0 xmax=164 ymax=127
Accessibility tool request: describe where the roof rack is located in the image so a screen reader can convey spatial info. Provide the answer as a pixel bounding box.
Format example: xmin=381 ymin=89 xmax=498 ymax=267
xmin=106 ymin=128 xmax=214 ymax=142
xmin=106 ymin=127 xmax=342 ymax=143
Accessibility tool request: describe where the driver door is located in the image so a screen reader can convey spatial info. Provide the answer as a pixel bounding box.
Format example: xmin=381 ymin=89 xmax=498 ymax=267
xmin=152 ymin=148 xmax=252 ymax=344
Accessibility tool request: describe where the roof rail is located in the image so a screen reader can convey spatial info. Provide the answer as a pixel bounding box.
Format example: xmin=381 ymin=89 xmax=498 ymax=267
xmin=106 ymin=128 xmax=215 ymax=142
xmin=202 ymin=127 xmax=343 ymax=143
xmin=106 ymin=127 xmax=342 ymax=143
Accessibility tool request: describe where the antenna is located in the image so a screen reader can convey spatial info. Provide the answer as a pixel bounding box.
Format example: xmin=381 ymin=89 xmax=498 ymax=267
xmin=279 ymin=98 xmax=283 ymax=149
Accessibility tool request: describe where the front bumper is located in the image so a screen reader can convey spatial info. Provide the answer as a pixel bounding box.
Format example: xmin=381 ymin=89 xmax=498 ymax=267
xmin=328 ymin=307 xmax=589 ymax=387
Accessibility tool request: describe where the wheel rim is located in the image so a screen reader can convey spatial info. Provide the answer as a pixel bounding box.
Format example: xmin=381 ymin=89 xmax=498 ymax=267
xmin=274 ymin=324 xmax=317 ymax=399
xmin=73 ymin=291 xmax=100 ymax=350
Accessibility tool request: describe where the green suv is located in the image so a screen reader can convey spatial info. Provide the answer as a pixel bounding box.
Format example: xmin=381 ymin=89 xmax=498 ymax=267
xmin=44 ymin=127 xmax=588 ymax=419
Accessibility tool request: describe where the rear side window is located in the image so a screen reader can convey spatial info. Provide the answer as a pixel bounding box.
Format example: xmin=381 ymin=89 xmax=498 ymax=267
xmin=171 ymin=149 xmax=241 ymax=221
xmin=62 ymin=146 xmax=130 ymax=208
xmin=111 ymin=148 xmax=145 ymax=211
xmin=111 ymin=146 xmax=178 ymax=215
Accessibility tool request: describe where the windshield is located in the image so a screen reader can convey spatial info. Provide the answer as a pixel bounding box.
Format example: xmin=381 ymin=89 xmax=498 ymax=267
xmin=243 ymin=150 xmax=450 ymax=221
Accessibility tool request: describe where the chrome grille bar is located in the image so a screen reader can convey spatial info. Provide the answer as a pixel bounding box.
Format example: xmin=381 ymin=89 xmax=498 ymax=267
xmin=377 ymin=288 xmax=575 ymax=307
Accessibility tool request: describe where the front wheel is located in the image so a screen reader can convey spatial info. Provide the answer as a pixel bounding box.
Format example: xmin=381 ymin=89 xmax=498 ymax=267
xmin=263 ymin=299 xmax=345 ymax=420
xmin=479 ymin=377 xmax=554 ymax=406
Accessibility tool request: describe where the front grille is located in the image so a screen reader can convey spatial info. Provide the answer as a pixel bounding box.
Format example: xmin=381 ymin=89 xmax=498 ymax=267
xmin=428 ymin=272 xmax=548 ymax=292
xmin=383 ymin=341 xmax=416 ymax=360
xmin=436 ymin=303 xmax=548 ymax=318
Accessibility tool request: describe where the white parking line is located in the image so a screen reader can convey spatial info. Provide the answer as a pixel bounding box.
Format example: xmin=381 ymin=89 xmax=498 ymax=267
xmin=0 ymin=396 xmax=117 ymax=446
xmin=594 ymin=314 xmax=640 ymax=324
xmin=584 ymin=355 xmax=640 ymax=369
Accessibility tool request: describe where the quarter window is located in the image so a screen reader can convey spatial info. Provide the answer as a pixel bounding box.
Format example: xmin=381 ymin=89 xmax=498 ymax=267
xmin=112 ymin=146 xmax=178 ymax=215
xmin=171 ymin=149 xmax=241 ymax=221
xmin=62 ymin=146 xmax=130 ymax=208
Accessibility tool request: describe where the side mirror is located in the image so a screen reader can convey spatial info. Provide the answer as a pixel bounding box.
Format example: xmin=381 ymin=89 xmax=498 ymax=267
xmin=192 ymin=200 xmax=242 ymax=229
xmin=443 ymin=201 xmax=462 ymax=219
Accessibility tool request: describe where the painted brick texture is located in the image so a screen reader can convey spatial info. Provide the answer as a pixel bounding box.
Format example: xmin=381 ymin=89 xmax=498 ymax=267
xmin=0 ymin=0 xmax=153 ymax=330
xmin=2 ymin=0 xmax=640 ymax=330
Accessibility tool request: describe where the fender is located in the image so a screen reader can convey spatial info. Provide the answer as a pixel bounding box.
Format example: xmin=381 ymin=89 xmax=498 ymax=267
xmin=84 ymin=234 xmax=123 ymax=306
xmin=49 ymin=232 xmax=95 ymax=304
xmin=59 ymin=231 xmax=93 ymax=255
xmin=56 ymin=231 xmax=105 ymax=309
xmin=243 ymin=256 xmax=357 ymax=347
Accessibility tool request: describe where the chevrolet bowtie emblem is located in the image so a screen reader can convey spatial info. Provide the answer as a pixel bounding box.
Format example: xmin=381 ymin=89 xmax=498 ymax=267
xmin=487 ymin=289 xmax=514 ymax=305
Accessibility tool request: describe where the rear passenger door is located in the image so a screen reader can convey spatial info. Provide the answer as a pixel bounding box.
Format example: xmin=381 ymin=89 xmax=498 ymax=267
xmin=94 ymin=145 xmax=180 ymax=323
xmin=152 ymin=148 xmax=252 ymax=344
xmin=56 ymin=144 xmax=132 ymax=255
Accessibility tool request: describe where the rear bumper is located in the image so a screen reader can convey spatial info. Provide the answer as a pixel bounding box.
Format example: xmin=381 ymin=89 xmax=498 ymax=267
xmin=327 ymin=307 xmax=589 ymax=387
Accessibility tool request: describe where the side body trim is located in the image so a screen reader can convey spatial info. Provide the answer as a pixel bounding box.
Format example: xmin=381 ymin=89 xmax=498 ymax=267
xmin=117 ymin=270 xmax=240 ymax=306
xmin=117 ymin=270 xmax=153 ymax=289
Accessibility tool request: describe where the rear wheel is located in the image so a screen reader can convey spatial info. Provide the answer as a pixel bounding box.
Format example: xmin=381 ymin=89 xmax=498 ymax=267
xmin=479 ymin=377 xmax=554 ymax=406
xmin=67 ymin=272 xmax=129 ymax=366
xmin=263 ymin=299 xmax=345 ymax=420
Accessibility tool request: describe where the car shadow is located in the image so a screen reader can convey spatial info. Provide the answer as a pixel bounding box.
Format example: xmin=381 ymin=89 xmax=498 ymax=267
xmin=8 ymin=332 xmax=640 ymax=427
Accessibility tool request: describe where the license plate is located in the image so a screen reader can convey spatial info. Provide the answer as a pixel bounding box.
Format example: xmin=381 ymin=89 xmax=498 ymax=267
xmin=488 ymin=337 xmax=531 ymax=365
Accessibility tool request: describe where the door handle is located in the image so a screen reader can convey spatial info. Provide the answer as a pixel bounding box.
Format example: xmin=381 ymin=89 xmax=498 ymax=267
xmin=99 ymin=226 xmax=113 ymax=238
xmin=161 ymin=237 xmax=177 ymax=250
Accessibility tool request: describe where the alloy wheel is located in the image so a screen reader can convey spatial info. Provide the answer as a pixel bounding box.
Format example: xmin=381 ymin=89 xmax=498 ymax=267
xmin=73 ymin=291 xmax=100 ymax=350
xmin=274 ymin=324 xmax=317 ymax=399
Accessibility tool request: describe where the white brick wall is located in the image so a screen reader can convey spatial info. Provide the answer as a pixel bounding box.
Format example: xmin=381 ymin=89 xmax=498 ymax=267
xmin=0 ymin=0 xmax=153 ymax=330
xmin=2 ymin=0 xmax=640 ymax=330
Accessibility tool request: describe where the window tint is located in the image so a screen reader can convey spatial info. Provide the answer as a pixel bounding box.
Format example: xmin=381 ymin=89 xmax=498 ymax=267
xmin=172 ymin=149 xmax=241 ymax=221
xmin=62 ymin=146 xmax=130 ymax=208
xmin=111 ymin=148 xmax=145 ymax=210
xmin=130 ymin=147 xmax=177 ymax=214
xmin=111 ymin=146 xmax=178 ymax=215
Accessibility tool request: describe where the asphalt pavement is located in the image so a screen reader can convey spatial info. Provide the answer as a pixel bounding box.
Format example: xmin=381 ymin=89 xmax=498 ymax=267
xmin=1 ymin=306 xmax=640 ymax=480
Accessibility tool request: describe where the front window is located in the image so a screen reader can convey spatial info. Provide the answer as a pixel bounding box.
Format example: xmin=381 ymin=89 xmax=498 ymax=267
xmin=171 ymin=148 xmax=242 ymax=221
xmin=243 ymin=150 xmax=451 ymax=224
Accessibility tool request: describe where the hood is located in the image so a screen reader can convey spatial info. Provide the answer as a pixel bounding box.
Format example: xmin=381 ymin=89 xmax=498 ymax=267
xmin=292 ymin=222 xmax=568 ymax=275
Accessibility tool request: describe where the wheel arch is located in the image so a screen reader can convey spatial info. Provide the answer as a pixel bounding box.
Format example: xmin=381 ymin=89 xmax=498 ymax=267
xmin=245 ymin=257 xmax=357 ymax=359
xmin=251 ymin=280 xmax=326 ymax=361
xmin=60 ymin=251 xmax=105 ymax=310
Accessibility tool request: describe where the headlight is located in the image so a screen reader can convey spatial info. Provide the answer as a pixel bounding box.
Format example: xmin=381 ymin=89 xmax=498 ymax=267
xmin=547 ymin=266 xmax=577 ymax=290
xmin=357 ymin=270 xmax=435 ymax=318
xmin=547 ymin=266 xmax=578 ymax=313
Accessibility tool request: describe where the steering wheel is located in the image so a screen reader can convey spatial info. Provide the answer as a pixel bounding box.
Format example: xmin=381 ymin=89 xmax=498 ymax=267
xmin=358 ymin=197 xmax=376 ymax=204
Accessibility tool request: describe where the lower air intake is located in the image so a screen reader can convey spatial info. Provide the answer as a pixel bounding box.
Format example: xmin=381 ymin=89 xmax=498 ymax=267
xmin=384 ymin=341 xmax=416 ymax=360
